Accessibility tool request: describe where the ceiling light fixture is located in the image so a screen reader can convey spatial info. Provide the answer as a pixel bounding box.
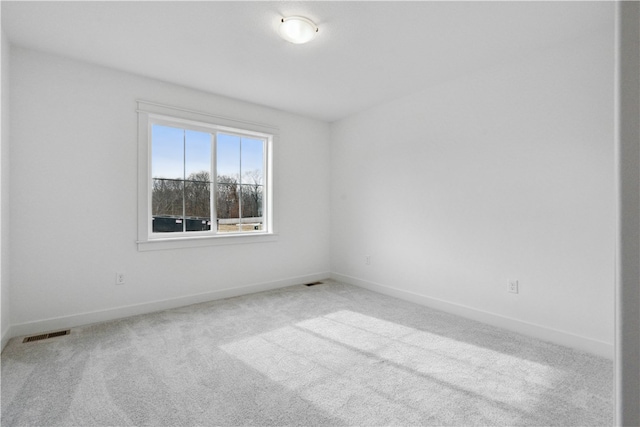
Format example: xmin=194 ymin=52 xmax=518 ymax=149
xmin=278 ymin=16 xmax=318 ymax=44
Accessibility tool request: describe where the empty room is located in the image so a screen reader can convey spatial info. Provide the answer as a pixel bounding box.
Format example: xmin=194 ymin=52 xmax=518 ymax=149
xmin=1 ymin=1 xmax=639 ymax=426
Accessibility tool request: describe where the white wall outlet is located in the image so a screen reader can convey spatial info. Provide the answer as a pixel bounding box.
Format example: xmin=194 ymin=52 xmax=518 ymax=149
xmin=116 ymin=272 xmax=125 ymax=285
xmin=508 ymin=280 xmax=519 ymax=294
xmin=365 ymin=255 xmax=371 ymax=265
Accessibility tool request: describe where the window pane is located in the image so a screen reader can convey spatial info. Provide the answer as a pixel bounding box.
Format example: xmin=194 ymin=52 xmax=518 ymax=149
xmin=217 ymin=133 xmax=240 ymax=184
xmin=240 ymin=184 xmax=263 ymax=231
xmin=241 ymin=137 xmax=264 ymax=186
xmin=152 ymin=125 xmax=184 ymax=179
xmin=241 ymin=184 xmax=263 ymax=219
xmin=185 ymin=130 xmax=211 ymax=180
xmin=216 ymin=182 xmax=239 ymax=233
xmin=185 ymin=181 xmax=211 ymax=232
xmin=152 ymin=178 xmax=184 ymax=233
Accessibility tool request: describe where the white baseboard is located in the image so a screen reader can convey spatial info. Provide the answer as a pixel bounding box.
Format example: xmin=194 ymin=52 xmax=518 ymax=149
xmin=331 ymin=272 xmax=614 ymax=360
xmin=8 ymin=272 xmax=330 ymax=340
xmin=6 ymin=271 xmax=614 ymax=360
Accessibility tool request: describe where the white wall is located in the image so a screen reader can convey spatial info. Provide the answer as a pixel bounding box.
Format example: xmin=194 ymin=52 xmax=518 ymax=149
xmin=1 ymin=30 xmax=11 ymax=350
xmin=9 ymin=47 xmax=331 ymax=335
xmin=330 ymin=29 xmax=615 ymax=357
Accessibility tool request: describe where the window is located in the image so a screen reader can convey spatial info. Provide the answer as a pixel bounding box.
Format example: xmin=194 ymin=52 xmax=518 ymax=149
xmin=151 ymin=125 xmax=266 ymax=234
xmin=137 ymin=101 xmax=276 ymax=250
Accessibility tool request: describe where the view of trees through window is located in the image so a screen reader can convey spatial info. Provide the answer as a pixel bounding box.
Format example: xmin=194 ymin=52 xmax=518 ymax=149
xmin=151 ymin=125 xmax=265 ymax=233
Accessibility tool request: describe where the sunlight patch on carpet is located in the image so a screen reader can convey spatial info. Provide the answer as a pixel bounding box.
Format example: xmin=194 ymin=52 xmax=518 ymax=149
xmin=220 ymin=310 xmax=567 ymax=425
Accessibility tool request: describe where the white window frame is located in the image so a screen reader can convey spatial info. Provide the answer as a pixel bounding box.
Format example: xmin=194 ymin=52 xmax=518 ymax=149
xmin=137 ymin=100 xmax=277 ymax=251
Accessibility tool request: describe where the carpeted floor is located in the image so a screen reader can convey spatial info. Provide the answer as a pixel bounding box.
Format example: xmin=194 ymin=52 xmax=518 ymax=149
xmin=1 ymin=280 xmax=613 ymax=426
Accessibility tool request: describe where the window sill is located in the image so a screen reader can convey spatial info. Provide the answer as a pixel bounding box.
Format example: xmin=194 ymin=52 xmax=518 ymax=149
xmin=137 ymin=233 xmax=279 ymax=252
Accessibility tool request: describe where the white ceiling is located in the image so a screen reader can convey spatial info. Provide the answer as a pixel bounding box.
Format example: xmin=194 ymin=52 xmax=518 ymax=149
xmin=2 ymin=1 xmax=614 ymax=122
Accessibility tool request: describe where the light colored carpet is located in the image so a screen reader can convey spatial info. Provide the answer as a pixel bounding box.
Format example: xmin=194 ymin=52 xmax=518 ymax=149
xmin=1 ymin=280 xmax=612 ymax=426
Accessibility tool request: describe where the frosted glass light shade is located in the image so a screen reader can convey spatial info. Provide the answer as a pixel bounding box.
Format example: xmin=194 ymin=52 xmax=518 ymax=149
xmin=278 ymin=16 xmax=318 ymax=44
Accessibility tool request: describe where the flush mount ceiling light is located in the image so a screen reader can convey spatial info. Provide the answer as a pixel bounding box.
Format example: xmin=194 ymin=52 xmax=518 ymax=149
xmin=278 ymin=16 xmax=318 ymax=44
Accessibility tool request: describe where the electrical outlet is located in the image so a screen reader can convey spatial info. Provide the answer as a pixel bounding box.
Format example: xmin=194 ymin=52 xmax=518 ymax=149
xmin=116 ymin=272 xmax=125 ymax=285
xmin=365 ymin=255 xmax=371 ymax=265
xmin=508 ymin=280 xmax=519 ymax=294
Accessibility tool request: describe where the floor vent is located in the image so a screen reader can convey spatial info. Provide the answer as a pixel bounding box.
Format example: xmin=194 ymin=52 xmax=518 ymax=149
xmin=305 ymin=281 xmax=324 ymax=287
xmin=23 ymin=330 xmax=70 ymax=343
